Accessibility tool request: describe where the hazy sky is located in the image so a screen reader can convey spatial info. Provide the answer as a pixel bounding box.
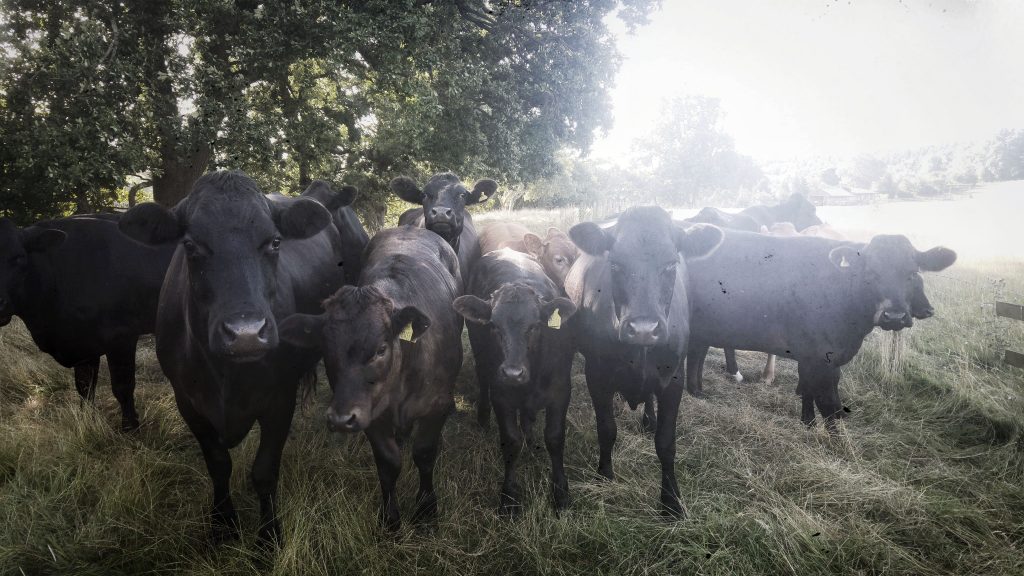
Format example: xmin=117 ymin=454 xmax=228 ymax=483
xmin=591 ymin=0 xmax=1024 ymax=163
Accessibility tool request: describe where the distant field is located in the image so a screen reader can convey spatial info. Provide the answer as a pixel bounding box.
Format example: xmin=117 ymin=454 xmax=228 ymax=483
xmin=1 ymin=192 xmax=1022 ymax=575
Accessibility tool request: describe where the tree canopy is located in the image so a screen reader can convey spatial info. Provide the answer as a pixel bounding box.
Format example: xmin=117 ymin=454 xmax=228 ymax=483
xmin=0 ymin=0 xmax=657 ymax=224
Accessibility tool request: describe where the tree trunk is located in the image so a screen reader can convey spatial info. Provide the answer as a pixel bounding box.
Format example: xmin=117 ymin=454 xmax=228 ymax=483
xmin=74 ymin=189 xmax=91 ymax=214
xmin=152 ymin=145 xmax=212 ymax=207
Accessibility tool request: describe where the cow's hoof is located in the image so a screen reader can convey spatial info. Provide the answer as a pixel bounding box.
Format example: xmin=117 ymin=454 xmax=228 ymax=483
xmin=412 ymin=492 xmax=438 ymax=524
xmin=477 ymin=410 xmax=491 ymax=429
xmin=660 ymin=494 xmax=686 ymax=520
xmin=760 ymin=373 xmax=775 ymax=386
xmin=208 ymin=521 xmax=241 ymax=545
xmin=552 ymin=487 xmax=571 ymax=514
xmin=596 ymin=465 xmax=614 ymax=482
xmin=731 ymin=371 xmax=743 ymax=383
xmin=498 ymin=494 xmax=523 ymax=519
xmin=121 ymin=416 xmax=141 ymax=433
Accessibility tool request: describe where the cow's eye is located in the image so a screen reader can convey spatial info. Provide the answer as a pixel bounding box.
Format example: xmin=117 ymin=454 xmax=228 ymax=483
xmin=183 ymin=239 xmax=198 ymax=257
xmin=554 ymin=256 xmax=565 ymax=264
xmin=268 ymin=237 xmax=282 ymax=252
xmin=376 ymin=344 xmax=387 ymax=357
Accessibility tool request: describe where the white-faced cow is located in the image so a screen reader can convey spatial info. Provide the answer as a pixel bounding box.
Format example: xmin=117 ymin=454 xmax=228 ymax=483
xmin=118 ymin=171 xmax=344 ymax=547
xmin=454 ymin=248 xmax=577 ymax=516
xmin=0 ymin=214 xmax=174 ymax=430
xmin=684 ymin=229 xmax=956 ymax=430
xmin=565 ymin=206 xmax=723 ymax=517
xmin=390 ymin=172 xmax=497 ymax=283
xmin=299 ymin=180 xmax=369 ymax=284
xmin=280 ymin=226 xmax=463 ymax=531
xmin=478 ymin=221 xmax=580 ymax=290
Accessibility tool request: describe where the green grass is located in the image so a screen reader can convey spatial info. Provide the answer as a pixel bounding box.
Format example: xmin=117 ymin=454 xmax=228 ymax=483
xmin=1 ymin=251 xmax=1023 ymax=575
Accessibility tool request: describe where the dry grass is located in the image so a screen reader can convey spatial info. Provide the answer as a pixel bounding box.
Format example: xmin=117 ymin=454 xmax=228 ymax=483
xmin=1 ymin=222 xmax=1022 ymax=575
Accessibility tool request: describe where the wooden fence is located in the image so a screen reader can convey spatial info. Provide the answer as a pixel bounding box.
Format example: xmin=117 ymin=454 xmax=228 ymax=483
xmin=996 ymin=301 xmax=1024 ymax=369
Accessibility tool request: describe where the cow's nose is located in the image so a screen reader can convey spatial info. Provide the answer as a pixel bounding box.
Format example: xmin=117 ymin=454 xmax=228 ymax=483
xmin=326 ymin=405 xmax=361 ymax=431
xmin=500 ymin=364 xmax=529 ymax=384
xmin=429 ymin=207 xmax=453 ymax=220
xmin=882 ymin=310 xmax=907 ymax=323
xmin=220 ymin=316 xmax=270 ymax=354
xmin=622 ymin=319 xmax=663 ymax=346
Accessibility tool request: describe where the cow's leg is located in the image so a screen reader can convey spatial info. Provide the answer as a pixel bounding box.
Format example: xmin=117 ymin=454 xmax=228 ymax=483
xmin=724 ymin=348 xmax=743 ymax=382
xmin=800 ymin=394 xmax=816 ymax=427
xmin=654 ymin=376 xmax=686 ymax=518
xmin=494 ymin=402 xmax=525 ymax=516
xmin=478 ymin=377 xmax=492 ymax=429
xmin=545 ymin=382 xmax=572 ymax=513
xmin=686 ymin=345 xmax=709 ymax=397
xmin=470 ymin=328 xmax=496 ymax=429
xmin=797 ymin=361 xmax=817 ymax=427
xmin=106 ymin=339 xmax=140 ymax=431
xmin=641 ymin=394 xmax=657 ymax=434
xmin=367 ymin=422 xmax=403 ymax=531
xmin=174 ymin=393 xmax=238 ymax=542
xmin=250 ymin=388 xmax=298 ymax=548
xmin=761 ymin=354 xmax=776 ymax=386
xmin=813 ymin=366 xmax=844 ymax=433
xmin=586 ymin=361 xmax=617 ymax=481
xmin=74 ymin=359 xmax=100 ymax=406
xmin=411 ymin=407 xmax=450 ymax=524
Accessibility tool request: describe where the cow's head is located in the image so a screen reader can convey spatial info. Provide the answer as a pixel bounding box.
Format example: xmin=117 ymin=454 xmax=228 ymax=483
xmin=523 ymin=227 xmax=579 ymax=289
xmin=828 ymin=235 xmax=956 ymax=331
xmin=570 ymin=207 xmax=723 ymax=347
xmin=454 ymin=284 xmax=575 ymax=386
xmin=119 ymin=170 xmax=331 ymax=361
xmin=390 ymin=173 xmax=497 ymax=244
xmin=300 ymin=180 xmax=358 ymax=215
xmin=279 ymin=285 xmax=430 ymax=432
xmin=0 ymin=218 xmax=66 ymax=327
xmin=780 ymin=193 xmax=822 ymax=231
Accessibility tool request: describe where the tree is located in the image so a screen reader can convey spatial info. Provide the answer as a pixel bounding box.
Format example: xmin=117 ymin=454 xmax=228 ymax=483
xmin=632 ymin=95 xmax=761 ymax=206
xmin=1 ymin=0 xmax=657 ymax=223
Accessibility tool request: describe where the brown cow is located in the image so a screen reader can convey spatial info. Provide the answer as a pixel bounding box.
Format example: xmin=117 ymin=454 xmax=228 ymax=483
xmin=478 ymin=222 xmax=579 ymax=289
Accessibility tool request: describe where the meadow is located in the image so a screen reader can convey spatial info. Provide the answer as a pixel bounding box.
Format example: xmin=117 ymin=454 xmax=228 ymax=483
xmin=1 ymin=187 xmax=1022 ymax=575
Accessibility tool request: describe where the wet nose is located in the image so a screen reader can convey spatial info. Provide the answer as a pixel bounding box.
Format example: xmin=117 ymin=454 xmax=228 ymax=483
xmin=429 ymin=207 xmax=453 ymax=221
xmin=500 ymin=364 xmax=529 ymax=384
xmin=326 ymin=405 xmax=362 ymax=431
xmin=622 ymin=319 xmax=663 ymax=346
xmin=220 ymin=316 xmax=270 ymax=355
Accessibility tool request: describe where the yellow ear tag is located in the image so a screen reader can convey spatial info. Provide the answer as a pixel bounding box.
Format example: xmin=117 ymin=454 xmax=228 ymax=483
xmin=399 ymin=322 xmax=415 ymax=342
xmin=547 ymin=309 xmax=562 ymax=330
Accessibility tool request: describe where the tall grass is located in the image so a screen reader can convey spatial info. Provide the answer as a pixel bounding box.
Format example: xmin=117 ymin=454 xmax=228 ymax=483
xmin=1 ymin=251 xmax=1022 ymax=574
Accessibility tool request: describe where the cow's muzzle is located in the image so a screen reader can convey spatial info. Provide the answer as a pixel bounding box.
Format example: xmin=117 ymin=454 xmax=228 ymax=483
xmin=878 ymin=309 xmax=913 ymax=331
xmin=619 ymin=317 xmax=665 ymax=347
xmin=326 ymin=404 xmax=367 ymax=432
xmin=498 ymin=363 xmax=530 ymax=386
xmin=217 ymin=315 xmax=272 ymax=360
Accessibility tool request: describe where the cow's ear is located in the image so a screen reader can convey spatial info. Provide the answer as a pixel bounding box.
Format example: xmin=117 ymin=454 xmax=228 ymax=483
xmin=453 ymin=295 xmax=492 ymax=324
xmin=21 ymin=227 xmax=66 ymax=253
xmin=828 ymin=245 xmax=862 ymax=270
xmin=272 ymin=196 xmax=331 ymax=239
xmin=522 ymin=233 xmax=544 ymax=257
xmin=390 ymin=176 xmax=424 ymax=204
xmin=569 ymin=222 xmax=612 ymax=256
xmin=393 ymin=306 xmax=430 ymax=343
xmin=119 ymin=202 xmax=183 ymax=245
xmin=301 ymin=180 xmax=358 ymax=211
xmin=467 ymin=179 xmax=498 ymax=205
xmin=279 ymin=313 xmax=325 ymax=350
xmin=676 ymin=223 xmax=723 ymax=259
xmin=916 ymin=246 xmax=956 ymax=272
xmin=542 ymin=297 xmax=576 ymax=329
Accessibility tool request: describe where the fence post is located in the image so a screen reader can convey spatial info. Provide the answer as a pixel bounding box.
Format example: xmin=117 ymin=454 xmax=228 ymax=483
xmin=996 ymin=301 xmax=1024 ymax=369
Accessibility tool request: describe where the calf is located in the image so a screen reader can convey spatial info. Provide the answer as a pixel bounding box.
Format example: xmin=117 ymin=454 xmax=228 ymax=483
xmin=391 ymin=172 xmax=497 ymax=284
xmin=453 ymin=248 xmax=577 ymax=515
xmin=118 ymin=171 xmax=343 ymax=546
xmin=280 ymin=226 xmax=463 ymax=531
xmin=565 ymin=207 xmax=723 ymax=516
xmin=479 ymin=221 xmax=579 ymax=289
xmin=300 ymin=180 xmax=369 ymax=284
xmin=0 ymin=215 xmax=174 ymax=430
xmin=685 ymin=229 xmax=956 ymax=429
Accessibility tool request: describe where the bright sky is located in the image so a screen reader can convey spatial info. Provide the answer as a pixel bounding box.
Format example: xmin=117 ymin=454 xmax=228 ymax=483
xmin=591 ymin=0 xmax=1024 ymax=163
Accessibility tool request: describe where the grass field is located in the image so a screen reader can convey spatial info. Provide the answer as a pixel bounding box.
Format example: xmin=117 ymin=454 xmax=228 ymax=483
xmin=1 ymin=190 xmax=1023 ymax=575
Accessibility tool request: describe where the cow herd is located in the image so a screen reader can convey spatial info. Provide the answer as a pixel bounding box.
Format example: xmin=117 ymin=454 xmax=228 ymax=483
xmin=0 ymin=170 xmax=956 ymax=549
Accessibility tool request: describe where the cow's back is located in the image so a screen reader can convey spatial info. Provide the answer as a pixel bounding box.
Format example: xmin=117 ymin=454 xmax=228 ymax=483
xmin=478 ymin=221 xmax=531 ymax=255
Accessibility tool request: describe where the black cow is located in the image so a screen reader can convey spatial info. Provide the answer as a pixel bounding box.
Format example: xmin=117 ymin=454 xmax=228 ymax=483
xmin=453 ymin=248 xmax=577 ymax=515
xmin=391 ymin=172 xmax=497 ymax=283
xmin=0 ymin=214 xmax=174 ymax=430
xmin=683 ymin=193 xmax=822 ymax=233
xmin=565 ymin=207 xmax=723 ymax=517
xmin=280 ymin=226 xmax=463 ymax=531
xmin=300 ymin=180 xmax=369 ymax=284
xmin=685 ymin=229 xmax=956 ymax=429
xmin=118 ymin=171 xmax=343 ymax=546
